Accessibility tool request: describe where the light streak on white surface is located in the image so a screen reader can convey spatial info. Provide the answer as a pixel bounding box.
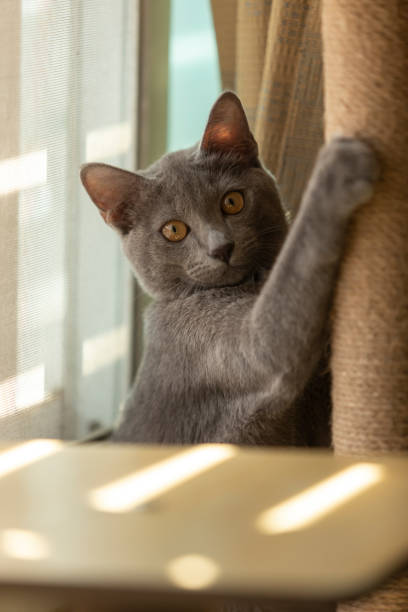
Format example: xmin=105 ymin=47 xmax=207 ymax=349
xmin=0 ymin=365 xmax=46 ymax=414
xmin=0 ymin=440 xmax=62 ymax=479
xmin=86 ymin=122 xmax=132 ymax=161
xmin=16 ymin=365 xmax=45 ymax=409
xmin=89 ymin=445 xmax=236 ymax=513
xmin=166 ymin=554 xmax=220 ymax=590
xmin=82 ymin=325 xmax=128 ymax=376
xmin=1 ymin=529 xmax=50 ymax=560
xmin=256 ymin=463 xmax=385 ymax=534
xmin=0 ymin=150 xmax=47 ymax=195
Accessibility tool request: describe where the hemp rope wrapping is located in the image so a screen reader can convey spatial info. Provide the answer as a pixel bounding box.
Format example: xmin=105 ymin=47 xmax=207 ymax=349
xmin=322 ymin=0 xmax=408 ymax=609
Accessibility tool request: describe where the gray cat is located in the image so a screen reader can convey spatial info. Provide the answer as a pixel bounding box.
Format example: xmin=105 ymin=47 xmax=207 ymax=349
xmin=80 ymin=92 xmax=378 ymax=448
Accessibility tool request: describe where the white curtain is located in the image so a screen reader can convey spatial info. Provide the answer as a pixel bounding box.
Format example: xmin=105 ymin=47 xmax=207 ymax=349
xmin=0 ymin=0 xmax=138 ymax=440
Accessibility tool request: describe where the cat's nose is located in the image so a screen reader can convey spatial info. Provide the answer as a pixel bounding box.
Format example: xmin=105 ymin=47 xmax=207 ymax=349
xmin=208 ymin=231 xmax=234 ymax=263
xmin=209 ymin=241 xmax=234 ymax=263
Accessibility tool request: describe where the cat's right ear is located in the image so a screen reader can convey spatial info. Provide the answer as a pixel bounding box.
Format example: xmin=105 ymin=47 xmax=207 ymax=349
xmin=80 ymin=163 xmax=143 ymax=233
xmin=200 ymin=92 xmax=258 ymax=164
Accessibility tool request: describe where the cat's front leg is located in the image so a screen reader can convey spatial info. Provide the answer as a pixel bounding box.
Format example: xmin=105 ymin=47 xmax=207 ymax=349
xmin=242 ymin=137 xmax=380 ymax=398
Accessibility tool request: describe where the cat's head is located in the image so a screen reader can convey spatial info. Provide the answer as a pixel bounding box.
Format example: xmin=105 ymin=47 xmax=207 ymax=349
xmin=81 ymin=92 xmax=287 ymax=298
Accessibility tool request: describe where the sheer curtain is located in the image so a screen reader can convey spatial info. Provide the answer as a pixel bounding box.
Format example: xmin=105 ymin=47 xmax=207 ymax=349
xmin=211 ymin=0 xmax=323 ymax=213
xmin=0 ymin=0 xmax=138 ymax=440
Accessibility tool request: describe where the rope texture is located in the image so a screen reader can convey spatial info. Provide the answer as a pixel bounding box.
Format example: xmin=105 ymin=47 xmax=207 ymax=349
xmin=322 ymin=0 xmax=408 ymax=609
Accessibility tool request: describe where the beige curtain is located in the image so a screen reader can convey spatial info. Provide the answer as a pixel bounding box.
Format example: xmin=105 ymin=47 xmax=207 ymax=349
xmin=211 ymin=0 xmax=323 ymax=213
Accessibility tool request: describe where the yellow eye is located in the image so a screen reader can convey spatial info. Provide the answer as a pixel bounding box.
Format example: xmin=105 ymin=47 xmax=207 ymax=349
xmin=221 ymin=191 xmax=244 ymax=215
xmin=161 ymin=220 xmax=188 ymax=242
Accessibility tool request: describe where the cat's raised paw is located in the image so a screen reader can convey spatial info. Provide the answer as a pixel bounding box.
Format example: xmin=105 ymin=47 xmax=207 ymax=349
xmin=315 ymin=136 xmax=380 ymax=215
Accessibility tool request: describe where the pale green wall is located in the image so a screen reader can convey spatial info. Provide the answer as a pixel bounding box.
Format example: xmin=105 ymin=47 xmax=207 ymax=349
xmin=167 ymin=0 xmax=221 ymax=152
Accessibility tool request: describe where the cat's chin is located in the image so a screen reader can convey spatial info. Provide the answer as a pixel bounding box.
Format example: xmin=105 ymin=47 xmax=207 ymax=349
xmin=216 ymin=270 xmax=264 ymax=289
xmin=186 ymin=268 xmax=260 ymax=291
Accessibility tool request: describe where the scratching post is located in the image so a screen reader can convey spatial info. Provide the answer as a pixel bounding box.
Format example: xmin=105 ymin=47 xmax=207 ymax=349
xmin=322 ymin=0 xmax=408 ymax=609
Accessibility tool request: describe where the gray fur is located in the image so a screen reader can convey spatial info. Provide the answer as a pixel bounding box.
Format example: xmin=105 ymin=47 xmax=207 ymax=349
xmin=81 ymin=94 xmax=378 ymax=612
xmin=81 ymin=93 xmax=378 ymax=450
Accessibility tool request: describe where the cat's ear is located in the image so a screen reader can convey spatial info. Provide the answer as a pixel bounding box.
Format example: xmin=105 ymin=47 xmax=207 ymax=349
xmin=80 ymin=163 xmax=143 ymax=233
xmin=200 ymin=92 xmax=258 ymax=164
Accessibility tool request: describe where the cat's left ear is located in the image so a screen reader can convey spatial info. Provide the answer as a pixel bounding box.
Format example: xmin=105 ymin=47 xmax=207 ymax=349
xmin=80 ymin=163 xmax=144 ymax=233
xmin=200 ymin=92 xmax=259 ymax=164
